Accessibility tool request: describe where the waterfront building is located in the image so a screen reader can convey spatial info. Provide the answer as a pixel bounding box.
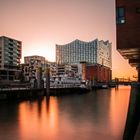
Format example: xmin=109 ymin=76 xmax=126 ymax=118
xmin=56 ymin=64 xmax=78 ymax=77
xmin=0 ymin=36 xmax=22 ymax=81
xmin=23 ymin=55 xmax=46 ymax=82
xmin=48 ymin=63 xmax=79 ymax=78
xmin=47 ymin=62 xmax=57 ymax=77
xmin=56 ymin=39 xmax=112 ymax=69
xmin=78 ymin=62 xmax=111 ymax=83
xmin=85 ymin=64 xmax=112 ymax=83
xmin=116 ymin=1 xmax=140 ymax=140
xmin=48 ymin=63 xmax=81 ymax=88
xmin=56 ymin=39 xmax=112 ymax=82
xmin=116 ymin=0 xmax=140 ymax=81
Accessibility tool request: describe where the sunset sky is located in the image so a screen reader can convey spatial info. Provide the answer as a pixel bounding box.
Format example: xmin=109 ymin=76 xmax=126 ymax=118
xmin=0 ymin=0 xmax=137 ymax=79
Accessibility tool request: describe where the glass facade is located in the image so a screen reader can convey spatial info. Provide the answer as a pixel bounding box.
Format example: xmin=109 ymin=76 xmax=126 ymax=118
xmin=56 ymin=39 xmax=112 ymax=69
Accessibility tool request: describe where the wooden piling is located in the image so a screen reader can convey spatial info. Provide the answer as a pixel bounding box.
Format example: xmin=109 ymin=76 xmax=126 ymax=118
xmin=45 ymin=68 xmax=50 ymax=97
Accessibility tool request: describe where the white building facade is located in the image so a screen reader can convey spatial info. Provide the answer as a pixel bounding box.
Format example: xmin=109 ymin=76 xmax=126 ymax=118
xmin=56 ymin=39 xmax=112 ymax=69
xmin=24 ymin=55 xmax=46 ymax=81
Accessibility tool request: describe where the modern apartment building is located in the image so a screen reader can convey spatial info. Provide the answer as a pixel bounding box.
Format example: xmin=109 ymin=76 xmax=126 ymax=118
xmin=47 ymin=62 xmax=57 ymax=77
xmin=0 ymin=36 xmax=21 ymax=80
xmin=24 ymin=55 xmax=46 ymax=81
xmin=116 ymin=0 xmax=140 ymax=80
xmin=56 ymin=39 xmax=112 ymax=69
xmin=56 ymin=64 xmax=79 ymax=77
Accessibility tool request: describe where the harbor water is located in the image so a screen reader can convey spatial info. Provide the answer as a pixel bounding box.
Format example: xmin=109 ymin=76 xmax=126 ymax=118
xmin=0 ymin=86 xmax=131 ymax=140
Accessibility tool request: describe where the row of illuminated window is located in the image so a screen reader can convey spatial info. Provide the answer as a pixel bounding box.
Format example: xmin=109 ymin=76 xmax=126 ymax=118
xmin=61 ymin=57 xmax=96 ymax=61
xmin=56 ymin=47 xmax=97 ymax=51
xmin=57 ymin=53 xmax=96 ymax=58
xmin=60 ymin=54 xmax=96 ymax=58
xmin=56 ymin=46 xmax=96 ymax=50
xmin=57 ymin=42 xmax=96 ymax=48
xmin=57 ymin=50 xmax=96 ymax=55
xmin=58 ymin=57 xmax=97 ymax=63
xmin=56 ymin=47 xmax=96 ymax=52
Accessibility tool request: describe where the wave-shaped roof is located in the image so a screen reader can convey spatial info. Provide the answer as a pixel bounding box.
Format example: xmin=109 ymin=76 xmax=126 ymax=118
xmin=56 ymin=39 xmax=110 ymax=46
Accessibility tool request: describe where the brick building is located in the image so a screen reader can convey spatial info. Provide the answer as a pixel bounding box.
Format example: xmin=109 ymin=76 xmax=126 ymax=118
xmin=85 ymin=64 xmax=112 ymax=83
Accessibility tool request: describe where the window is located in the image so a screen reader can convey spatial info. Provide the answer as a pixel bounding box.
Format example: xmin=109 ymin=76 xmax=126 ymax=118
xmin=116 ymin=7 xmax=125 ymax=24
xmin=136 ymin=8 xmax=140 ymax=13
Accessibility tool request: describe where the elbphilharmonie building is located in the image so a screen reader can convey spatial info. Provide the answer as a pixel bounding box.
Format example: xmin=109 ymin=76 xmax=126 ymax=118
xmin=56 ymin=39 xmax=112 ymax=69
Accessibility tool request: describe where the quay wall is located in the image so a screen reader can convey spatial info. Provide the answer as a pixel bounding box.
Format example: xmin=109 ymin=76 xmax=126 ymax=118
xmin=0 ymin=89 xmax=44 ymax=100
xmin=0 ymin=87 xmax=89 ymax=100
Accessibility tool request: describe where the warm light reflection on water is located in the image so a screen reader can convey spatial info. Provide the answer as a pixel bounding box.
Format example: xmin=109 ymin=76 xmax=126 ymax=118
xmin=0 ymin=86 xmax=131 ymax=140
xmin=19 ymin=97 xmax=59 ymax=140
xmin=109 ymin=86 xmax=130 ymax=138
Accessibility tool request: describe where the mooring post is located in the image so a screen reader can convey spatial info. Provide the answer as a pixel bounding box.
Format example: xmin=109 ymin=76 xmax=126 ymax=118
xmin=45 ymin=67 xmax=50 ymax=97
xmin=123 ymin=83 xmax=140 ymax=140
xmin=37 ymin=67 xmax=42 ymax=89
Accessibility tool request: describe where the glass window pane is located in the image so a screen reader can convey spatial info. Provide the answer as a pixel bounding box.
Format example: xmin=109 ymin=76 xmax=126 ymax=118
xmin=119 ymin=8 xmax=124 ymax=17
xmin=116 ymin=7 xmax=125 ymax=24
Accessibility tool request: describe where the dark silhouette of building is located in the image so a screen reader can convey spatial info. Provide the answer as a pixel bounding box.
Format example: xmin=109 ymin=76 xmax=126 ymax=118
xmin=116 ymin=0 xmax=140 ymax=81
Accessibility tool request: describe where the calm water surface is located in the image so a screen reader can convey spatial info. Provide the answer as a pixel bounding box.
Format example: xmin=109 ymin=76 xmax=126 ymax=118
xmin=0 ymin=86 xmax=131 ymax=140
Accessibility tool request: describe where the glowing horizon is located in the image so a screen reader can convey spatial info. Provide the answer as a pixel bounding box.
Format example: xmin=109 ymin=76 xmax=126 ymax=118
xmin=0 ymin=0 xmax=137 ymax=79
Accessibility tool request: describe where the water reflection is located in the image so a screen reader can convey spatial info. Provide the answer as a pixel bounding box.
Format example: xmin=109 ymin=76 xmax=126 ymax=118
xmin=0 ymin=86 xmax=130 ymax=140
xmin=0 ymin=102 xmax=20 ymax=140
xmin=109 ymin=86 xmax=130 ymax=139
xmin=18 ymin=97 xmax=59 ymax=140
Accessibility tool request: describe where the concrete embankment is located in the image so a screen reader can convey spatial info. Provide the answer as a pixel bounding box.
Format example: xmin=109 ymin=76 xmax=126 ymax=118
xmin=0 ymin=87 xmax=89 ymax=100
xmin=0 ymin=88 xmax=44 ymax=100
